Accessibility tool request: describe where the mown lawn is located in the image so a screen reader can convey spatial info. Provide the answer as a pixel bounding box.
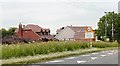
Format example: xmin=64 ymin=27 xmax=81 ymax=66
xmin=1 ymin=41 xmax=118 ymax=59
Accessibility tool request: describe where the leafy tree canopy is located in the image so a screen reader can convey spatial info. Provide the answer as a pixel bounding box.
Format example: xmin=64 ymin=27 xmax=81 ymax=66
xmin=0 ymin=27 xmax=17 ymax=38
xmin=96 ymin=12 xmax=120 ymax=43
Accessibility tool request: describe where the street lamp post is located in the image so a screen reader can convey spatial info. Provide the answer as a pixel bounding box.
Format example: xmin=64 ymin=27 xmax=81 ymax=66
xmin=104 ymin=12 xmax=107 ymax=40
xmin=105 ymin=11 xmax=114 ymax=42
xmin=112 ymin=11 xmax=114 ymax=41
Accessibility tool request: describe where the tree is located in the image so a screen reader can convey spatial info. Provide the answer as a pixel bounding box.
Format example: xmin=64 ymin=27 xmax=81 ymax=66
xmin=7 ymin=27 xmax=17 ymax=35
xmin=0 ymin=27 xmax=17 ymax=38
xmin=0 ymin=28 xmax=7 ymax=38
xmin=96 ymin=12 xmax=120 ymax=43
xmin=114 ymin=13 xmax=120 ymax=43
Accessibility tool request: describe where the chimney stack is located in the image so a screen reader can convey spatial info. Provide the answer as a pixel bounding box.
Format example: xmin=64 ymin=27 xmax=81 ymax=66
xmin=23 ymin=25 xmax=25 ymax=28
xmin=19 ymin=23 xmax=23 ymax=38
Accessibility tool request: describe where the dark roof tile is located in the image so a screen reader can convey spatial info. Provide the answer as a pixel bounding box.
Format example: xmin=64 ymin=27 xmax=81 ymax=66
xmin=68 ymin=26 xmax=87 ymax=32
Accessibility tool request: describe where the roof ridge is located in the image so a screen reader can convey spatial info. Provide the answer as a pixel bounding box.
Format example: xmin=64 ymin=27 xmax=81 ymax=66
xmin=68 ymin=26 xmax=90 ymax=27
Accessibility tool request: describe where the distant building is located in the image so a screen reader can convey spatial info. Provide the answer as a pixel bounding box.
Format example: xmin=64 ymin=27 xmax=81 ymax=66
xmin=55 ymin=26 xmax=96 ymax=42
xmin=15 ymin=23 xmax=54 ymax=41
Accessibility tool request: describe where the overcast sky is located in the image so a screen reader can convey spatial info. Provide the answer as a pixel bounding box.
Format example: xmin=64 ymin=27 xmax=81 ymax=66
xmin=0 ymin=0 xmax=119 ymax=34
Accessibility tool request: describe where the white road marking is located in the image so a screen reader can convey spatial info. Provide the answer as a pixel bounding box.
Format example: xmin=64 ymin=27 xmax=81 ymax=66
xmin=82 ymin=55 xmax=90 ymax=56
xmin=111 ymin=50 xmax=114 ymax=52
xmin=112 ymin=50 xmax=118 ymax=53
xmin=102 ymin=51 xmax=105 ymax=53
xmin=65 ymin=57 xmax=76 ymax=59
xmin=45 ymin=60 xmax=64 ymax=63
xmin=108 ymin=53 xmax=113 ymax=55
xmin=100 ymin=55 xmax=107 ymax=57
xmin=114 ymin=51 xmax=118 ymax=54
xmin=91 ymin=57 xmax=97 ymax=60
xmin=92 ymin=53 xmax=98 ymax=54
xmin=77 ymin=61 xmax=87 ymax=64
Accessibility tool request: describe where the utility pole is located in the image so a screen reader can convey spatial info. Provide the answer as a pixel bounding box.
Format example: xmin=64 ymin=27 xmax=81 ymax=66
xmin=104 ymin=12 xmax=107 ymax=39
xmin=112 ymin=11 xmax=114 ymax=41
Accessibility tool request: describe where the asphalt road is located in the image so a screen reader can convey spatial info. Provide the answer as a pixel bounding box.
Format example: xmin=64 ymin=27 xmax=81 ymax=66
xmin=37 ymin=49 xmax=118 ymax=64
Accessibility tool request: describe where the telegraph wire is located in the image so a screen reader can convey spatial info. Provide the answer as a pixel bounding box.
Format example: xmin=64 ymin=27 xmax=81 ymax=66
xmin=57 ymin=0 xmax=107 ymax=12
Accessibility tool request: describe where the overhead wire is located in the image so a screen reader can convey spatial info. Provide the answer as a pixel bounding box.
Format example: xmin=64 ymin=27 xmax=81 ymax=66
xmin=57 ymin=0 xmax=107 ymax=12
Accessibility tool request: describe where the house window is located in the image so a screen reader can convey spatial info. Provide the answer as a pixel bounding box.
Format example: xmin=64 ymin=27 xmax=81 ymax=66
xmin=87 ymin=27 xmax=91 ymax=31
xmin=81 ymin=28 xmax=86 ymax=32
xmin=81 ymin=29 xmax=85 ymax=32
xmin=69 ymin=38 xmax=74 ymax=40
xmin=64 ymin=38 xmax=66 ymax=41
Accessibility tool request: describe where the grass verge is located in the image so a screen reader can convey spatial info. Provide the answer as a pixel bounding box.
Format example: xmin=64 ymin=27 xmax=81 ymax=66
xmin=1 ymin=41 xmax=118 ymax=59
xmin=2 ymin=47 xmax=118 ymax=64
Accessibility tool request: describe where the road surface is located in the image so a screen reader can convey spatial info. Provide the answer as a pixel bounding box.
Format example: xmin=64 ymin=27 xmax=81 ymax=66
xmin=37 ymin=49 xmax=118 ymax=64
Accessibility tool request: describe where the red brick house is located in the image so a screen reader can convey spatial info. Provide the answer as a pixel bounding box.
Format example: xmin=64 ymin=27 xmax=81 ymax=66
xmin=55 ymin=26 xmax=96 ymax=42
xmin=15 ymin=23 xmax=54 ymax=41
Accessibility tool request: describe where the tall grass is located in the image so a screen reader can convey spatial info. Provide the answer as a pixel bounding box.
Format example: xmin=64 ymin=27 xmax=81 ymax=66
xmin=92 ymin=41 xmax=118 ymax=48
xmin=2 ymin=41 xmax=89 ymax=59
xmin=1 ymin=41 xmax=118 ymax=59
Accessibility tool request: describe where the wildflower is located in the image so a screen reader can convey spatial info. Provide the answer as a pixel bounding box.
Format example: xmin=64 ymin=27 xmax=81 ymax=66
xmin=5 ymin=44 xmax=8 ymax=46
xmin=32 ymin=41 xmax=35 ymax=43
xmin=13 ymin=45 xmax=16 ymax=46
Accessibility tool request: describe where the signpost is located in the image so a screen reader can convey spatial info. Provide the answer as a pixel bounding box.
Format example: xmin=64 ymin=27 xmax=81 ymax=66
xmin=85 ymin=32 xmax=94 ymax=48
xmin=85 ymin=32 xmax=94 ymax=39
